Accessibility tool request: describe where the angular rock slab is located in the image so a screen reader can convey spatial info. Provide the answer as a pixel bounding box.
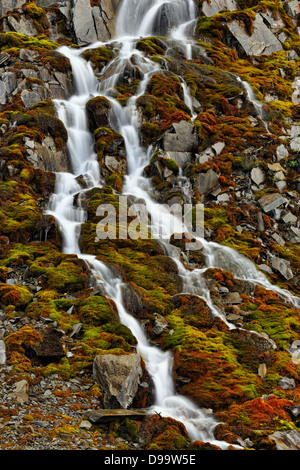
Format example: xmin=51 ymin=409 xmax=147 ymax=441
xmin=258 ymin=193 xmax=286 ymax=213
xmin=227 ymin=13 xmax=283 ymax=57
xmin=162 ymin=121 xmax=198 ymax=153
xmin=93 ymin=353 xmax=143 ymax=409
xmin=85 ymin=408 xmax=148 ymax=424
xmin=200 ymin=0 xmax=238 ymax=17
xmin=269 ymin=430 xmax=300 ymax=450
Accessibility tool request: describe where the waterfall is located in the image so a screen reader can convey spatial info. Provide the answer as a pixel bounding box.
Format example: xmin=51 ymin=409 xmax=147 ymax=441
xmin=45 ymin=0 xmax=299 ymax=450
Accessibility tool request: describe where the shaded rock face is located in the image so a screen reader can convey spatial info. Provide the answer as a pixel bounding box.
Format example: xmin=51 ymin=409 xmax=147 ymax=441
xmin=93 ymin=353 xmax=143 ymax=409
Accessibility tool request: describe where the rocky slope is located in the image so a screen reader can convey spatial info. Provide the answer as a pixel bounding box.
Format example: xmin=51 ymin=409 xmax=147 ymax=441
xmin=0 ymin=0 xmax=300 ymax=451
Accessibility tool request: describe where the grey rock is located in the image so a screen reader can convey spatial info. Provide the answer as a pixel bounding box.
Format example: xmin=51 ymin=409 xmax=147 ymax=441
xmin=0 ymin=80 xmax=6 ymax=105
xmin=35 ymin=0 xmax=57 ymax=6
xmin=271 ymin=256 xmax=293 ymax=280
xmin=289 ymin=124 xmax=300 ymax=138
xmin=258 ymin=193 xmax=286 ymax=213
xmin=72 ymin=0 xmax=98 ymax=45
xmin=283 ymin=0 xmax=300 ymax=19
xmin=258 ymin=264 xmax=273 ymax=274
xmin=0 ymin=340 xmax=6 ymax=365
xmin=153 ymin=313 xmax=169 ymax=335
xmin=278 ymin=376 xmax=296 ymax=390
xmin=292 ymin=77 xmax=300 ymax=105
xmin=224 ymin=292 xmax=242 ymax=305
xmin=85 ymin=408 xmax=147 ymax=423
xmin=93 ymin=353 xmax=143 ymax=409
xmin=251 ymin=167 xmax=265 ymax=186
xmin=163 ymin=151 xmax=192 ymax=167
xmin=260 ymin=10 xmax=285 ymax=32
xmin=6 ymin=14 xmax=39 ymax=36
xmin=227 ymin=13 xmax=282 ymax=57
xmin=276 ymin=180 xmax=287 ymax=193
xmin=269 ymin=430 xmax=300 ymax=450
xmin=290 ymin=137 xmax=300 ymax=152
xmin=200 ymin=0 xmax=238 ymax=17
xmin=19 ymin=48 xmax=39 ymax=62
xmin=195 ymin=169 xmax=219 ymax=195
xmin=282 ymin=211 xmax=297 ymax=225
xmin=9 ymin=379 xmax=29 ymax=404
xmin=162 ymin=121 xmax=198 ymax=152
xmin=272 ymin=232 xmax=285 ymax=246
xmin=0 ymin=0 xmax=25 ymax=16
xmin=104 ymin=155 xmax=127 ymax=175
xmin=289 ymin=226 xmax=300 ymax=242
xmin=27 ymin=136 xmax=69 ymax=172
xmin=21 ymin=89 xmax=43 ymax=109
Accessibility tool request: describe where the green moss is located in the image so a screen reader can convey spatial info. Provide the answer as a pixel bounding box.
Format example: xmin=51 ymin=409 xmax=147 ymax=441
xmin=77 ymin=295 xmax=118 ymax=327
xmin=0 ymin=283 xmax=32 ymax=309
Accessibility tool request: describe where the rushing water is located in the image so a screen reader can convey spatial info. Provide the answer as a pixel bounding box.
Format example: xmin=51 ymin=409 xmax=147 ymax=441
xmin=46 ymin=0 xmax=299 ymax=449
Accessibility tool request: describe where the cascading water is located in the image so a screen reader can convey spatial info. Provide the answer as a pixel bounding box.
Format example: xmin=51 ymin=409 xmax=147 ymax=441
xmin=46 ymin=0 xmax=299 ymax=449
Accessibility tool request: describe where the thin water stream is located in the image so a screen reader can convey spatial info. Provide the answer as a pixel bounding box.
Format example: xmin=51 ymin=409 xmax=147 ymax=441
xmin=46 ymin=0 xmax=299 ymax=448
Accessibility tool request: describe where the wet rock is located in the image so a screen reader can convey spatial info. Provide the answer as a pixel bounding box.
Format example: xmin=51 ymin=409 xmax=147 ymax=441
xmin=258 ymin=193 xmax=286 ymax=213
xmin=162 ymin=151 xmax=192 ymax=167
xmin=271 ymin=257 xmax=293 ymax=280
xmin=93 ymin=353 xmax=143 ymax=409
xmin=104 ymin=155 xmax=127 ymax=175
xmin=153 ymin=3 xmax=177 ymax=36
xmin=86 ymin=96 xmax=112 ymax=132
xmin=227 ymin=13 xmax=282 ymax=57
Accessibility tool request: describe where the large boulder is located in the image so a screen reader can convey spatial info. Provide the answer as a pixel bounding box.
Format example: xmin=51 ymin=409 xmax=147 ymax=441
xmin=227 ymin=13 xmax=283 ymax=57
xmin=162 ymin=121 xmax=198 ymax=153
xmin=93 ymin=353 xmax=143 ymax=409
xmin=72 ymin=0 xmax=120 ymax=44
xmin=72 ymin=0 xmax=98 ymax=45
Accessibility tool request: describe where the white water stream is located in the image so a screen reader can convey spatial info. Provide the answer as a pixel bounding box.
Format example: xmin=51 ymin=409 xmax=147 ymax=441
xmin=46 ymin=0 xmax=299 ymax=449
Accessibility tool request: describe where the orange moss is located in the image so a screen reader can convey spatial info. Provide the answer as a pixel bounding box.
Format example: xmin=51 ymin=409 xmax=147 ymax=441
xmin=216 ymin=395 xmax=294 ymax=429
